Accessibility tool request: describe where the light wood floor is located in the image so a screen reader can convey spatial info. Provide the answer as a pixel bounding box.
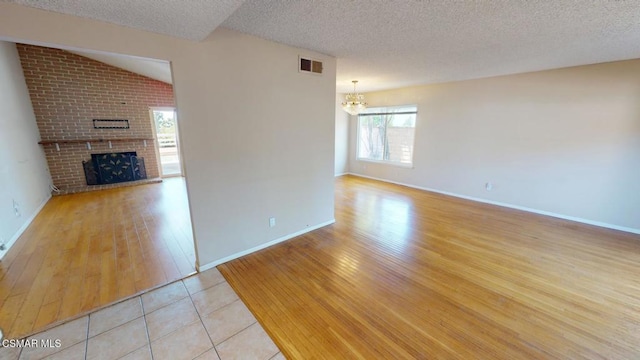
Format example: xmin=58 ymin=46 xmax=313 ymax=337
xmin=0 ymin=178 xmax=196 ymax=339
xmin=220 ymin=175 xmax=640 ymax=359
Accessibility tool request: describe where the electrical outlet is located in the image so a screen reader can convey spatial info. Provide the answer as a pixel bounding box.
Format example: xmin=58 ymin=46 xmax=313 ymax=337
xmin=485 ymin=182 xmax=493 ymax=191
xmin=269 ymin=217 xmax=276 ymax=228
xmin=13 ymin=199 xmax=21 ymax=217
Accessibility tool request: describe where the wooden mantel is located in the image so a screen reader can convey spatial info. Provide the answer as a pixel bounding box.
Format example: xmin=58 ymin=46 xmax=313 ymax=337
xmin=38 ymin=138 xmax=155 ymax=151
xmin=38 ymin=138 xmax=154 ymax=145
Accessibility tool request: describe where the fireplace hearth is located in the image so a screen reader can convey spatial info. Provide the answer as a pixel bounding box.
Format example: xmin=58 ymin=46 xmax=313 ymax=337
xmin=83 ymin=151 xmax=147 ymax=185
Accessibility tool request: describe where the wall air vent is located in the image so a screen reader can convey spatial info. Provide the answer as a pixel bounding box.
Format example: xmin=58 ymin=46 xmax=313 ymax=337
xmin=299 ymin=56 xmax=323 ymax=75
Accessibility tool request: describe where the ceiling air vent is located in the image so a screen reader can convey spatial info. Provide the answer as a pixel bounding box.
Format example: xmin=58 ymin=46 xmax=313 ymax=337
xmin=299 ymin=56 xmax=323 ymax=75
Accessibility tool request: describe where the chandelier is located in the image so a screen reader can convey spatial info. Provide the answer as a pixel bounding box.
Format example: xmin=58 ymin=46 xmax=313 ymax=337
xmin=342 ymin=80 xmax=367 ymax=115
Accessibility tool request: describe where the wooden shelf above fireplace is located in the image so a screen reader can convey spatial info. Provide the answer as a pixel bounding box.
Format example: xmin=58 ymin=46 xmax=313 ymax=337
xmin=38 ymin=138 xmax=154 ymax=145
xmin=38 ymin=138 xmax=155 ymax=151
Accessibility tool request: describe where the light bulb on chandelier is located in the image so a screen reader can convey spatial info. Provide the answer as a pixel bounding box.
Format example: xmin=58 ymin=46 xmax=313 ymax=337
xmin=342 ymin=80 xmax=367 ymax=115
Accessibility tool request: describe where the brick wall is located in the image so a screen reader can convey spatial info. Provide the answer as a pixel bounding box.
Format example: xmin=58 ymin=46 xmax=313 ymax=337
xmin=17 ymin=44 xmax=174 ymax=192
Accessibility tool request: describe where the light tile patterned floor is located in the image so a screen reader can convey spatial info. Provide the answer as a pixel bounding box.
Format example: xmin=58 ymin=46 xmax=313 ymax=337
xmin=0 ymin=268 xmax=283 ymax=360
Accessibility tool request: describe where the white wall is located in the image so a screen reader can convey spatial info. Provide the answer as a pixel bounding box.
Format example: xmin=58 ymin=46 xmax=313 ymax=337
xmin=0 ymin=41 xmax=52 ymax=258
xmin=349 ymin=60 xmax=640 ymax=232
xmin=335 ymin=93 xmax=349 ymax=175
xmin=0 ymin=3 xmax=337 ymax=268
xmin=177 ymin=29 xmax=336 ymax=267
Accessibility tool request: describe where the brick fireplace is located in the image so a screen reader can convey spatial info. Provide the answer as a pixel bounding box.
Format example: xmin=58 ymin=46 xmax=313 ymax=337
xmin=17 ymin=44 xmax=175 ymax=194
xmin=84 ymin=151 xmax=147 ymax=185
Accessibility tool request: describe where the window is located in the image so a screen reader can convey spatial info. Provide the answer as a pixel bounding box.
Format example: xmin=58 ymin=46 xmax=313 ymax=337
xmin=357 ymin=105 xmax=417 ymax=166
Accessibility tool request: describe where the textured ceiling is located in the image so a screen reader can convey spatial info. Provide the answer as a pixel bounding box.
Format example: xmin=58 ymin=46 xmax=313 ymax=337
xmin=222 ymin=0 xmax=640 ymax=92
xmin=7 ymin=0 xmax=640 ymax=93
xmin=6 ymin=0 xmax=245 ymax=40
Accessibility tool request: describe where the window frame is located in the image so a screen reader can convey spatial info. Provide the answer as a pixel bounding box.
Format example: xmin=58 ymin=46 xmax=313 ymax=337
xmin=355 ymin=105 xmax=418 ymax=168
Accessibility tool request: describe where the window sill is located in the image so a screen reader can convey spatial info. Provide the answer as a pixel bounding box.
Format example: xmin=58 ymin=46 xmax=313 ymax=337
xmin=356 ymin=159 xmax=414 ymax=169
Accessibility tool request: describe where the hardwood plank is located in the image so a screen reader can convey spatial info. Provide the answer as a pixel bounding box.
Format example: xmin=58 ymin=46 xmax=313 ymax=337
xmin=99 ymin=246 xmax=118 ymax=305
xmin=114 ymin=216 xmax=136 ymax=299
xmin=33 ymin=300 xmax=61 ymax=330
xmin=57 ymin=271 xmax=84 ymax=320
xmin=0 ymin=178 xmax=196 ymax=338
xmin=219 ymin=175 xmax=640 ymax=359
xmin=9 ymin=251 xmax=55 ymax=337
xmin=145 ymin=210 xmax=195 ymax=279
xmin=80 ymin=275 xmax=101 ymax=312
xmin=0 ymin=294 xmax=26 ymax=337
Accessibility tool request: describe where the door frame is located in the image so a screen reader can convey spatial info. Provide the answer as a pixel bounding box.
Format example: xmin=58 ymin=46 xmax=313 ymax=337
xmin=149 ymin=107 xmax=183 ymax=178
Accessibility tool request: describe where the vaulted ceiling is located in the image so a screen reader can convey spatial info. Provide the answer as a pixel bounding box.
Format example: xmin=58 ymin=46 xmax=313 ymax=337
xmin=7 ymin=0 xmax=640 ymax=92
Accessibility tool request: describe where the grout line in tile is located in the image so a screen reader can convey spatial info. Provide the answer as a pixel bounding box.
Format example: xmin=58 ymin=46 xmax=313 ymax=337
xmin=189 ymin=347 xmax=213 ymax=360
xmin=215 ymin=321 xmax=257 ymax=349
xmin=142 ymin=296 xmax=154 ymax=360
xmin=40 ymin=343 xmax=69 ymax=359
xmin=120 ymin=343 xmax=150 ymax=360
xmin=16 ymin=270 xmax=279 ymax=360
xmin=151 ymin=317 xmax=202 ymax=346
xmin=207 ymin=299 xmax=259 ymax=345
xmin=142 ymin=291 xmax=190 ymax=317
xmin=85 ymin=315 xmax=90 ymax=360
xmin=144 ymin=289 xmax=204 ymax=348
xmin=209 ymin=298 xmax=246 ymax=317
xmin=183 ymin=273 xmax=227 ymax=297
xmin=185 ymin=279 xmax=222 ymax=360
xmin=16 ymin=278 xmax=171 ymax=342
xmin=87 ymin=316 xmax=144 ymax=340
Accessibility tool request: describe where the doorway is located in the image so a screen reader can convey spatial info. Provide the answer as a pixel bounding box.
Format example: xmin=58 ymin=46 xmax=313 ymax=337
xmin=4 ymin=42 xmax=198 ymax=339
xmin=151 ymin=107 xmax=182 ymax=177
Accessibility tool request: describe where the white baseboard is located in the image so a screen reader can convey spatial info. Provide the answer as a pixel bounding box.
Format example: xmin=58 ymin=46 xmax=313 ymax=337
xmin=197 ymin=219 xmax=336 ymax=272
xmin=0 ymin=194 xmax=52 ymax=260
xmin=348 ymin=172 xmax=640 ymax=235
xmin=334 ymin=172 xmax=348 ymax=177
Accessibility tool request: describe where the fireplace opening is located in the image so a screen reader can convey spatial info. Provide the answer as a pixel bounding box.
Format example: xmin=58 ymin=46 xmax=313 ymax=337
xmin=83 ymin=151 xmax=147 ymax=185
